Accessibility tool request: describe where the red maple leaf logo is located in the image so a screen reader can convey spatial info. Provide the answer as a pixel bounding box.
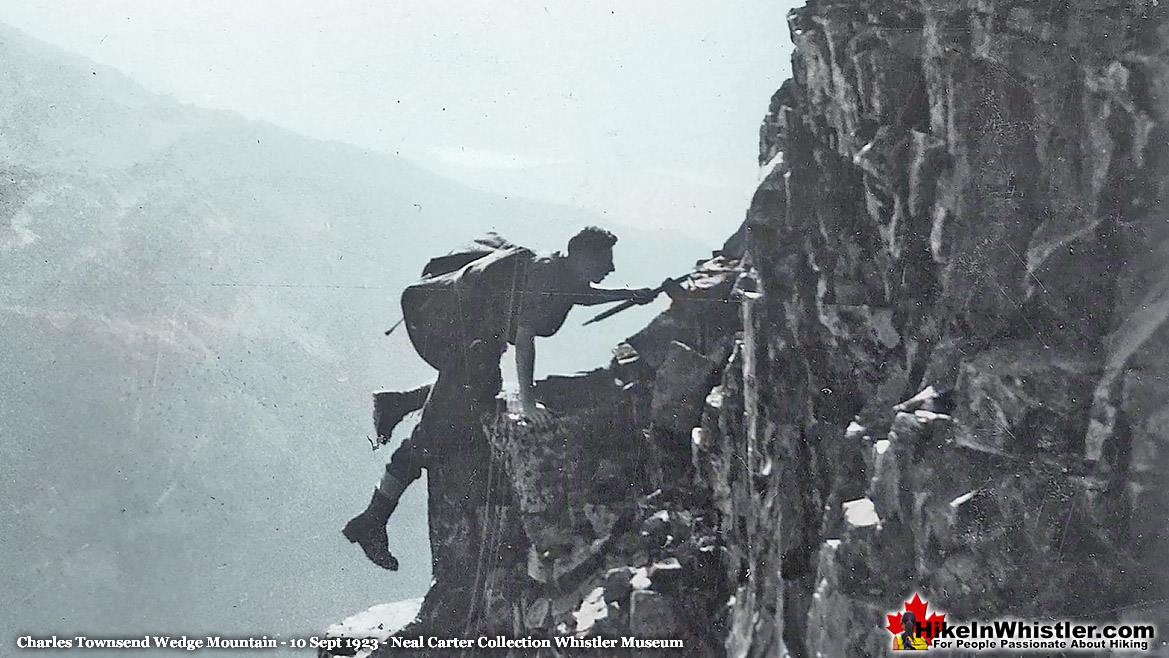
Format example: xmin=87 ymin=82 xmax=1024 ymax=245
xmin=885 ymin=593 xmax=946 ymax=645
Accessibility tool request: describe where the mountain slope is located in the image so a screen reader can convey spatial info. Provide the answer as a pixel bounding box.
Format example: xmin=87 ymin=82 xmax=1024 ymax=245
xmin=0 ymin=22 xmax=706 ymax=651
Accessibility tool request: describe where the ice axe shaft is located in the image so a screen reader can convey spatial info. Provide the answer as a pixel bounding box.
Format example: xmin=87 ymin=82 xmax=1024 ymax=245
xmin=384 ymin=316 xmax=405 ymax=336
xmin=582 ymin=274 xmax=690 ymax=326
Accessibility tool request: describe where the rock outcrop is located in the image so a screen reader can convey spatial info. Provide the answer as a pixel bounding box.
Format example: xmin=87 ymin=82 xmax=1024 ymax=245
xmin=329 ymin=1 xmax=1169 ymax=655
xmin=748 ymin=0 xmax=1168 ymax=653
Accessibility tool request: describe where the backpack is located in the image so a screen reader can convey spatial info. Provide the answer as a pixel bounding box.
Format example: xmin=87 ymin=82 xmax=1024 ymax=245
xmin=418 ymin=233 xmax=521 ymax=278
xmin=401 ymin=233 xmax=533 ymax=371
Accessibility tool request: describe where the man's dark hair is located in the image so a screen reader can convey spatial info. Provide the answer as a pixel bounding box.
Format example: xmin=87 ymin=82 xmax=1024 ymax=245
xmin=567 ymin=226 xmax=617 ymax=256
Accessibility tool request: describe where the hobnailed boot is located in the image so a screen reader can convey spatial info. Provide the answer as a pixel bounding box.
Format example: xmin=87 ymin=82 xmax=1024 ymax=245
xmin=373 ymin=386 xmax=431 ymax=444
xmin=343 ymin=477 xmax=406 ymax=570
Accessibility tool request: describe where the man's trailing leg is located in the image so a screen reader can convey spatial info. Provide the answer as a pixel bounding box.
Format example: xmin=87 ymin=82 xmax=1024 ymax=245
xmin=343 ymin=463 xmax=414 ymax=570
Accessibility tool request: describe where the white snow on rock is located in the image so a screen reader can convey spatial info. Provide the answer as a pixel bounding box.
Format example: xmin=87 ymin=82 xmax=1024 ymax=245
xmin=572 ymin=587 xmax=609 ymax=633
xmin=949 ymin=490 xmax=977 ymax=509
xmin=914 ymin=409 xmax=952 ymax=422
xmin=894 ymin=385 xmax=938 ymax=412
xmin=630 ymin=566 xmax=653 ymax=591
xmin=705 ymin=386 xmax=725 ymax=409
xmin=326 ymin=597 xmax=424 ymax=643
xmin=842 ymin=497 xmax=881 ymax=528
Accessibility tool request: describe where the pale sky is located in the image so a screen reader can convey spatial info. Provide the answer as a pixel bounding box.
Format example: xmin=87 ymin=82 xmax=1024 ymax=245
xmin=0 ymin=0 xmax=797 ymax=244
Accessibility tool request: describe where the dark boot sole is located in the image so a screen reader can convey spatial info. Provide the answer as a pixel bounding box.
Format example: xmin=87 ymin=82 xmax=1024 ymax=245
xmin=343 ymin=520 xmax=399 ymax=571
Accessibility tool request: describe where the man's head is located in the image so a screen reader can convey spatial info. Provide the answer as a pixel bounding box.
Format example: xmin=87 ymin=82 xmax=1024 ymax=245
xmin=566 ymin=226 xmax=617 ymax=284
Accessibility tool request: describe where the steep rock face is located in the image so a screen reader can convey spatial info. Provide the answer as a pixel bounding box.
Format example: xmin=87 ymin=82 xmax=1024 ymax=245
xmin=747 ymin=0 xmax=1168 ymax=654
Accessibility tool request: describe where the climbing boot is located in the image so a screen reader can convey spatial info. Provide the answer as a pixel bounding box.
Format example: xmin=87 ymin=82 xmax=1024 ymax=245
xmin=343 ymin=478 xmax=406 ymax=570
xmin=373 ymin=386 xmax=430 ymax=444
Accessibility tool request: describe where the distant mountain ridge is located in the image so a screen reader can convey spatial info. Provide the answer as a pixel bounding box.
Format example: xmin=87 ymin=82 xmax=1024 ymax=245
xmin=0 ymin=22 xmax=707 ymax=652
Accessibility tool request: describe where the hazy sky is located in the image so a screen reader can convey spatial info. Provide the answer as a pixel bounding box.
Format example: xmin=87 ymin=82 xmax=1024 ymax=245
xmin=1 ymin=0 xmax=797 ymax=243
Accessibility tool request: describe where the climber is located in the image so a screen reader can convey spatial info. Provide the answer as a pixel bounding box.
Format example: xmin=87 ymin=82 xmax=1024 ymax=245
xmin=344 ymin=226 xmax=662 ymax=570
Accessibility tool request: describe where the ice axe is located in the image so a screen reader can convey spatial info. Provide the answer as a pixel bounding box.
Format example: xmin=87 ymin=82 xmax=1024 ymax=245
xmin=582 ymin=274 xmax=690 ymax=326
xmin=383 ymin=317 xmax=405 ymax=336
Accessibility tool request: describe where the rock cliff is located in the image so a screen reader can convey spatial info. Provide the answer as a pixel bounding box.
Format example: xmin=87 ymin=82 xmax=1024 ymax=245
xmin=332 ymin=1 xmax=1169 ymax=655
xmin=748 ymin=0 xmax=1168 ymax=653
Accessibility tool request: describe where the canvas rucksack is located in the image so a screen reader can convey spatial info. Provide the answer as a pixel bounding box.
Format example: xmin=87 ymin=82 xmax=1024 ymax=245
xmin=400 ymin=234 xmax=533 ymax=371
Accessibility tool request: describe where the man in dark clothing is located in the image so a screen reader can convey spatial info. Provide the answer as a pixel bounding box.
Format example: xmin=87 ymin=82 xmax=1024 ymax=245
xmin=344 ymin=227 xmax=656 ymax=570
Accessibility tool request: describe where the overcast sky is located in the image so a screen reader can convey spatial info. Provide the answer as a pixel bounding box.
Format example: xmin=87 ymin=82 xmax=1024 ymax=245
xmin=1 ymin=0 xmax=797 ymax=244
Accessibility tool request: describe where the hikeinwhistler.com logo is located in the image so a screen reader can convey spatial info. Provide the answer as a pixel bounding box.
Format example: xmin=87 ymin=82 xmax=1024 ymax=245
xmin=885 ymin=593 xmax=1157 ymax=652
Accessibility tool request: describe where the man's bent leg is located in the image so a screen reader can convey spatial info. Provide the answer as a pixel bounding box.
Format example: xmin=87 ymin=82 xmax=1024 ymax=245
xmin=380 ymin=438 xmax=425 ymax=500
xmin=343 ymin=440 xmax=425 ymax=570
xmin=348 ymin=344 xmax=500 ymax=570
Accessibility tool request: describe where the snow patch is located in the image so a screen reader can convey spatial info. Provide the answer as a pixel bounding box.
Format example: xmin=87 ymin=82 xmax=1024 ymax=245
xmin=705 ymin=386 xmax=725 ymax=409
xmin=572 ymin=587 xmax=609 ymax=633
xmin=326 ymin=597 xmax=424 ymax=641
xmin=949 ymin=491 xmax=977 ymax=509
xmin=843 ymin=497 xmax=881 ymax=528
xmin=759 ymin=151 xmax=785 ymax=181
